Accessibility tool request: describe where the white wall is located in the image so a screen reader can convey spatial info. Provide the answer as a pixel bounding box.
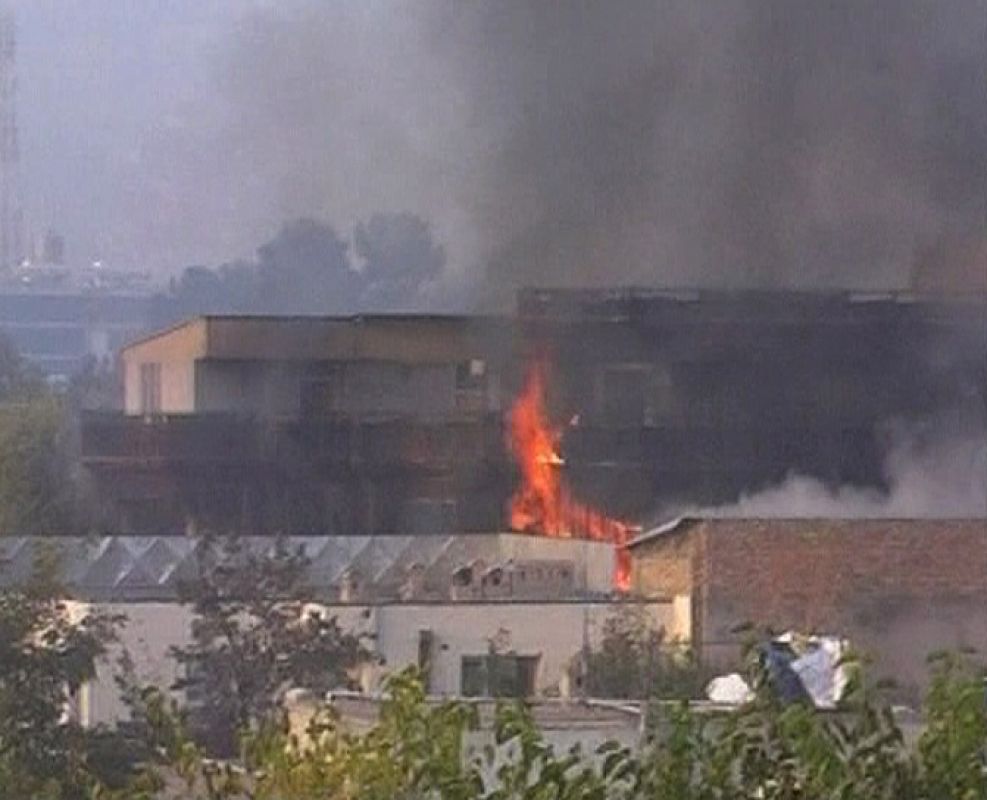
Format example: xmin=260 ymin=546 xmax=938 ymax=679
xmin=372 ymin=603 xmax=674 ymax=696
xmin=78 ymin=603 xmax=195 ymax=727
xmin=76 ymin=600 xmax=676 ymax=728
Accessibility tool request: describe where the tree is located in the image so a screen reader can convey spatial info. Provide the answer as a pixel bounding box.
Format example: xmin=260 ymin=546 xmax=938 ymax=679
xmin=0 ymin=546 xmax=124 ymax=798
xmin=154 ymin=213 xmax=449 ymax=322
xmin=106 ymin=653 xmax=987 ymax=798
xmin=581 ymin=606 xmax=703 ymax=700
xmin=0 ymin=331 xmax=80 ymax=536
xmin=170 ymin=536 xmax=367 ymax=757
xmin=0 ymin=330 xmax=45 ymax=401
xmin=354 ymin=212 xmax=446 ymax=311
xmin=254 ymin=218 xmax=361 ymax=314
xmin=0 ymin=394 xmax=74 ymax=536
xmin=154 ymin=261 xmax=259 ymax=327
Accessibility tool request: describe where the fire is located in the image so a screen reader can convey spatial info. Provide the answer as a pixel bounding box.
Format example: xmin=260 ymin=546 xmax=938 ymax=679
xmin=507 ymin=361 xmax=634 ymax=591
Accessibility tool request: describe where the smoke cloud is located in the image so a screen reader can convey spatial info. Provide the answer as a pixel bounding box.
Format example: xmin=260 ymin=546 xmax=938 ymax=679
xmin=213 ymin=1 xmax=986 ymax=307
xmin=709 ymin=412 xmax=987 ymax=519
xmin=14 ymin=2 xmax=985 ymax=301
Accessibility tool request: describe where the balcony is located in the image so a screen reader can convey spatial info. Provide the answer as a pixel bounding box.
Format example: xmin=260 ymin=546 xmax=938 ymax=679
xmin=280 ymin=415 xmax=502 ymax=472
xmin=81 ymin=411 xmax=506 ymax=473
xmin=80 ymin=411 xmax=263 ymax=465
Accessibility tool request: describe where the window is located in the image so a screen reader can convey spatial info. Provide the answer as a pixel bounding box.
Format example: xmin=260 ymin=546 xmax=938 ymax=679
xmin=455 ymin=359 xmax=488 ymax=412
xmin=301 ymin=365 xmax=342 ymax=418
xmin=417 ymin=629 xmax=434 ymax=692
xmin=461 ymin=656 xmax=487 ymax=697
xmin=460 ymin=654 xmax=539 ymax=698
xmin=139 ymin=362 xmax=161 ymax=413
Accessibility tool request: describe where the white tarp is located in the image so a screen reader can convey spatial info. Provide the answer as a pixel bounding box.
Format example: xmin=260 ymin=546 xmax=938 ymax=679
xmin=706 ymin=672 xmax=755 ymax=705
xmin=704 ymin=632 xmax=850 ymax=709
xmin=784 ymin=634 xmax=849 ymax=710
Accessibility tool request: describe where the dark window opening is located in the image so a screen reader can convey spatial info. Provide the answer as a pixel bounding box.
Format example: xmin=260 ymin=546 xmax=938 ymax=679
xmin=460 ymin=654 xmax=539 ymax=698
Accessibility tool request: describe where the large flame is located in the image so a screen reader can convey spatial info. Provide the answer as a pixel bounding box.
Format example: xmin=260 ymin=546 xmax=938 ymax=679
xmin=507 ymin=361 xmax=633 ymax=591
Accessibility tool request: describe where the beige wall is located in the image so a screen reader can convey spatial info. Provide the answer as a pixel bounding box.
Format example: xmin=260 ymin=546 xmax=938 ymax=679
xmin=122 ymin=320 xmax=207 ymax=414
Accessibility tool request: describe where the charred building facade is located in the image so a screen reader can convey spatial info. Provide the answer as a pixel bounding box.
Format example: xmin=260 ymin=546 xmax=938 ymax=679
xmin=81 ymin=289 xmax=986 ymax=535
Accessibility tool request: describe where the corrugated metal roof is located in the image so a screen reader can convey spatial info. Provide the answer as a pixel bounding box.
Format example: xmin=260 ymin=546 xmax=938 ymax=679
xmin=0 ymin=534 xmax=616 ymax=602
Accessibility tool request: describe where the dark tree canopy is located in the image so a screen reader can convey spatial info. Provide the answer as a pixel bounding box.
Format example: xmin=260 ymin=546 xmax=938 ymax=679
xmin=355 ymin=212 xmax=446 ymax=310
xmin=0 ymin=332 xmax=77 ymax=537
xmin=0 ymin=332 xmax=45 ymax=401
xmin=156 ymin=213 xmax=447 ymax=325
xmin=255 ymin=218 xmax=361 ymax=314
xmin=171 ymin=536 xmax=367 ymax=757
xmin=0 ymin=547 xmax=124 ymax=798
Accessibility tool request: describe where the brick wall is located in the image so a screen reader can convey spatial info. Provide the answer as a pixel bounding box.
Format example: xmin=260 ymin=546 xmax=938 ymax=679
xmin=631 ymin=518 xmax=987 ymax=698
xmin=630 ymin=520 xmax=703 ymax=597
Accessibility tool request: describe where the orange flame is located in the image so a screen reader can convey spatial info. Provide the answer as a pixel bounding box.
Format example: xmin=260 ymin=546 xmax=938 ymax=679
xmin=507 ymin=361 xmax=633 ymax=591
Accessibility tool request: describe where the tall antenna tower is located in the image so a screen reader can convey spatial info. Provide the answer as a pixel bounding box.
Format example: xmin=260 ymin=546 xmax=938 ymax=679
xmin=0 ymin=9 xmax=20 ymax=269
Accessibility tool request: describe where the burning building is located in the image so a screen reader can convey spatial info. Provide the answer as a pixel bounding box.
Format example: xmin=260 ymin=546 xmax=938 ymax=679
xmin=81 ymin=288 xmax=986 ymax=540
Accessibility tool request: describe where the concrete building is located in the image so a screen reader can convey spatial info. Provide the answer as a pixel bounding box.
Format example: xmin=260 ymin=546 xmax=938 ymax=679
xmin=0 ymin=262 xmax=153 ymax=380
xmin=0 ymin=534 xmax=677 ymax=729
xmin=628 ymin=517 xmax=987 ymax=700
xmin=80 ymin=289 xmax=986 ymax=535
xmin=83 ymin=314 xmax=515 ymax=534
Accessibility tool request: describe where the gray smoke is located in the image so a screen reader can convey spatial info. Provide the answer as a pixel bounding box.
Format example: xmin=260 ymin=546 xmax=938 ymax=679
xmin=709 ymin=413 xmax=987 ymax=518
xmin=208 ymin=1 xmax=986 ymax=307
xmin=15 ymin=2 xmax=984 ymax=298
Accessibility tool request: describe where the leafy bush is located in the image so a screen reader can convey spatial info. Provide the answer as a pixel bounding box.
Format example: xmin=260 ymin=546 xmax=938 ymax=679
xmin=114 ymin=655 xmax=986 ymax=799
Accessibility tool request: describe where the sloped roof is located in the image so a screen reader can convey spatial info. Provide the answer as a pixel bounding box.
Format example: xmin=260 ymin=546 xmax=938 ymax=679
xmin=0 ymin=534 xmax=617 ymax=602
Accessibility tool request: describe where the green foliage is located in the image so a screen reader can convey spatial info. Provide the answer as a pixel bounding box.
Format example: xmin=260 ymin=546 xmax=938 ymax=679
xmin=918 ymin=652 xmax=987 ymax=799
xmin=0 ymin=395 xmax=74 ymax=535
xmin=0 ymin=546 xmax=123 ymax=798
xmin=582 ymin=605 xmax=704 ymax=700
xmin=3 ymin=550 xmax=986 ymax=800
xmin=170 ymin=536 xmax=367 ymax=757
xmin=112 ymin=654 xmax=986 ymax=800
xmin=0 ymin=331 xmax=46 ymax=402
xmin=0 ymin=331 xmax=77 ymax=537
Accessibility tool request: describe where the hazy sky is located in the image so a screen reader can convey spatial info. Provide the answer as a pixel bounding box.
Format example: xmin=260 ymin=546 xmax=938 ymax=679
xmin=15 ymin=1 xmax=236 ymax=270
xmin=9 ymin=1 xmax=986 ymax=302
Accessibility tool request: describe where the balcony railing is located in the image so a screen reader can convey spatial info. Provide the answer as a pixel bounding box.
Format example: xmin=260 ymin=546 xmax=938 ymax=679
xmin=80 ymin=411 xmax=263 ymax=464
xmin=81 ymin=411 xmax=505 ymax=471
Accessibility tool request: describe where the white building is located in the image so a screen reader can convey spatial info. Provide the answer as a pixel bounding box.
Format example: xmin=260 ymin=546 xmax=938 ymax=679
xmin=0 ymin=534 xmax=684 ymax=728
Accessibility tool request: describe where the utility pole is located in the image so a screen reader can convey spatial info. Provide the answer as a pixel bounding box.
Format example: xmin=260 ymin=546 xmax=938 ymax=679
xmin=0 ymin=9 xmax=20 ymax=269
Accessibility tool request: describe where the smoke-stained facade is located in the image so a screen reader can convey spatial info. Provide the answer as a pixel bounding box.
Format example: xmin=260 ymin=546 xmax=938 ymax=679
xmin=81 ymin=289 xmax=986 ymax=535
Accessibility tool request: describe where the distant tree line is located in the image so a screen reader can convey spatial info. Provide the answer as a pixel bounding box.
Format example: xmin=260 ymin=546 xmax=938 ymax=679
xmin=153 ymin=213 xmax=447 ymax=326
